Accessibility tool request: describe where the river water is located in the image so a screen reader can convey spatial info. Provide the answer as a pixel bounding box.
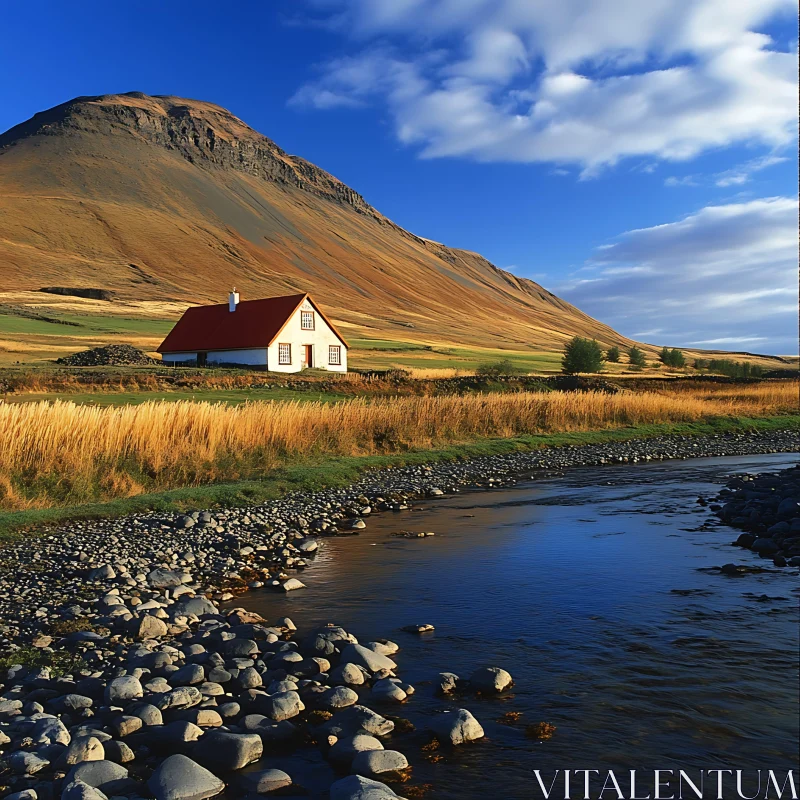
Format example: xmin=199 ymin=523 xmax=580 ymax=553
xmin=236 ymin=453 xmax=800 ymax=798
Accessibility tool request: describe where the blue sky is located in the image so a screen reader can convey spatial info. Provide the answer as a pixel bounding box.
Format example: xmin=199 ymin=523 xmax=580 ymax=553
xmin=2 ymin=0 xmax=797 ymax=354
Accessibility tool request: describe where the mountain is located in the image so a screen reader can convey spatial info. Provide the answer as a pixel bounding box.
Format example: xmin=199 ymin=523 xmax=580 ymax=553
xmin=0 ymin=92 xmax=629 ymax=351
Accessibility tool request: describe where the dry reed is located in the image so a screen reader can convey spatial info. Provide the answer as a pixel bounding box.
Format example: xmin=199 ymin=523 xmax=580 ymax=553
xmin=0 ymin=382 xmax=796 ymax=510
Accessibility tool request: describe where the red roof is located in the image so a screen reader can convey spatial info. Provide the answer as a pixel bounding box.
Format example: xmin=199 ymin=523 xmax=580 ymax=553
xmin=157 ymin=293 xmax=348 ymax=353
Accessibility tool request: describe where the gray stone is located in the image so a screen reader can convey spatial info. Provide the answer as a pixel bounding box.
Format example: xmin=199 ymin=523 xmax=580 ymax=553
xmin=329 ymin=775 xmax=403 ymax=800
xmin=319 ymin=685 xmax=359 ymax=710
xmin=61 ymin=782 xmax=108 ymax=800
xmin=171 ymin=663 xmax=205 ymax=686
xmin=436 ymin=672 xmax=459 ymax=694
xmin=172 ymin=596 xmax=219 ymax=618
xmin=103 ymin=739 xmax=135 ymax=764
xmin=130 ymin=614 xmax=168 ymax=640
xmin=130 ymin=702 xmax=162 ymax=725
xmin=193 ymin=730 xmax=263 ymax=771
xmin=148 ymin=754 xmax=225 ymax=800
xmin=469 ymin=666 xmax=513 ymax=693
xmin=66 ymin=760 xmax=129 ymax=792
xmin=329 ymin=662 xmax=367 ymax=686
xmin=156 ymin=686 xmax=203 ymax=711
xmin=60 ymin=735 xmax=105 ymax=766
xmin=371 ymin=679 xmax=406 ymax=703
xmin=238 ymin=768 xmax=293 ymax=794
xmin=329 ymin=733 xmax=384 ymax=766
xmin=148 ymin=569 xmax=184 ymax=589
xmin=428 ymin=708 xmax=484 ymax=745
xmin=351 ymin=749 xmax=409 ymax=778
xmin=105 ymin=676 xmax=143 ymax=705
xmin=340 ymin=644 xmax=396 ymax=674
xmin=9 ymin=751 xmax=50 ymax=775
xmin=257 ymin=690 xmax=304 ymax=721
xmin=32 ymin=716 xmax=71 ymax=746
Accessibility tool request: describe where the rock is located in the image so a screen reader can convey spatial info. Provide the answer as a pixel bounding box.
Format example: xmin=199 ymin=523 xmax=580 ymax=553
xmin=156 ymin=686 xmax=203 ymax=711
xmin=61 ymin=735 xmax=105 ymax=766
xmin=469 ymin=666 xmax=513 ymax=693
xmin=172 ymin=596 xmax=219 ymax=618
xmin=130 ymin=702 xmax=162 ymax=725
xmin=428 ymin=709 xmax=484 ymax=745
xmin=130 ymin=614 xmax=168 ymax=640
xmin=193 ymin=730 xmax=263 ymax=771
xmin=329 ymin=775 xmax=403 ymax=800
xmin=66 ymin=761 xmax=129 ymax=793
xmin=401 ymin=624 xmax=434 ymax=634
xmin=6 ymin=791 xmax=38 ymax=800
xmin=32 ymin=716 xmax=71 ymax=745
xmin=436 ymin=672 xmax=460 ymax=694
xmin=340 ymin=643 xmax=396 ymax=674
xmin=148 ymin=755 xmax=225 ymax=800
xmin=371 ymin=679 xmax=407 ymax=703
xmin=9 ymin=751 xmax=50 ymax=775
xmin=326 ymin=705 xmax=395 ymax=737
xmin=257 ymin=690 xmax=305 ymax=721
xmin=147 ymin=568 xmax=184 ymax=589
xmin=237 ymin=666 xmax=262 ymax=689
xmin=105 ymin=675 xmax=143 ymax=705
xmin=61 ymin=782 xmax=108 ymax=800
xmin=351 ymin=749 xmax=409 ymax=778
xmin=280 ymin=578 xmax=306 ymax=592
xmin=103 ymin=740 xmax=135 ymax=764
xmin=330 ymin=662 xmax=367 ymax=686
xmin=319 ymin=686 xmax=360 ymax=710
xmin=171 ymin=663 xmax=206 ymax=686
xmin=238 ymin=768 xmax=293 ymax=794
xmin=329 ymin=733 xmax=384 ymax=766
xmin=751 ymin=538 xmax=779 ymax=555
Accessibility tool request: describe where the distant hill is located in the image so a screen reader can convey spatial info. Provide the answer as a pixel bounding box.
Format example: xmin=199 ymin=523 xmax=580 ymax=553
xmin=0 ymin=91 xmax=639 ymax=353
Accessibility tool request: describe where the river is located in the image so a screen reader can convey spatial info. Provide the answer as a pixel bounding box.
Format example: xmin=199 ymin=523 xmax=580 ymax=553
xmin=234 ymin=452 xmax=799 ymax=798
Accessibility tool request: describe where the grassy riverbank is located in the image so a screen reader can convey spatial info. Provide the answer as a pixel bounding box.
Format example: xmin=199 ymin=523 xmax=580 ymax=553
xmin=0 ymin=413 xmax=797 ymax=540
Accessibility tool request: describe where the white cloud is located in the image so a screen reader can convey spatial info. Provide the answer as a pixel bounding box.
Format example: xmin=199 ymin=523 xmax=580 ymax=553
xmin=556 ymin=197 xmax=799 ymax=352
xmin=714 ymin=154 xmax=790 ymax=186
xmin=292 ymin=0 xmax=798 ymax=173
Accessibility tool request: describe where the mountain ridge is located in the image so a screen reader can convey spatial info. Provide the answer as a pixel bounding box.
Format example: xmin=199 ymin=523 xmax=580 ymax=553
xmin=0 ymin=91 xmax=626 ymax=350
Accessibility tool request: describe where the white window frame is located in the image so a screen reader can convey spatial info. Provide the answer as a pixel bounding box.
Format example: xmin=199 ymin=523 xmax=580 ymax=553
xmin=301 ymin=310 xmax=315 ymax=330
xmin=328 ymin=345 xmax=341 ymax=366
xmin=278 ymin=343 xmax=292 ymax=365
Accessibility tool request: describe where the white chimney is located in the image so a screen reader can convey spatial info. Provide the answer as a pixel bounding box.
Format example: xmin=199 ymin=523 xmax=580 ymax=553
xmin=229 ymin=288 xmax=240 ymax=312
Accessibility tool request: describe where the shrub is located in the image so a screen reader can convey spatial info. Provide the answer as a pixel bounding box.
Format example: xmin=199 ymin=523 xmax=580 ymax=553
xmin=706 ymin=359 xmax=764 ymax=378
xmin=659 ymin=347 xmax=686 ymax=368
xmin=561 ymin=337 xmax=604 ymax=374
xmin=476 ymin=359 xmax=519 ymax=378
xmin=628 ymin=346 xmax=647 ymax=368
xmin=606 ymin=346 xmax=621 ymax=363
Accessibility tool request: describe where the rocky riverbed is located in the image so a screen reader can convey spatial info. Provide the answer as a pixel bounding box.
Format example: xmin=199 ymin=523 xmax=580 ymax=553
xmin=709 ymin=463 xmax=800 ymax=567
xmin=0 ymin=428 xmax=797 ymax=800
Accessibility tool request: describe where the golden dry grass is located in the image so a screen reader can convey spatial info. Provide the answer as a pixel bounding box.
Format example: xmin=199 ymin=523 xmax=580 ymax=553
xmin=0 ymin=381 xmax=796 ymax=510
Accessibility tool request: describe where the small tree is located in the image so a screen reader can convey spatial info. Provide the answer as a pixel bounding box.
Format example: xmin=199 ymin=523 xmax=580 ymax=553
xmin=606 ymin=346 xmax=621 ymax=363
xmin=628 ymin=346 xmax=646 ymax=368
xmin=669 ymin=348 xmax=686 ymax=368
xmin=476 ymin=358 xmax=519 ymax=378
xmin=562 ymin=337 xmax=605 ymax=374
xmin=660 ymin=347 xmax=686 ymax=368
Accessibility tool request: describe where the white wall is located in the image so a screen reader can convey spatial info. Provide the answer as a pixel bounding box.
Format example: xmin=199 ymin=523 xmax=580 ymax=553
xmin=161 ymin=349 xmax=267 ymax=366
xmin=207 ymin=349 xmax=267 ymax=366
xmin=161 ymin=352 xmax=197 ymax=364
xmin=266 ymin=298 xmax=348 ymax=373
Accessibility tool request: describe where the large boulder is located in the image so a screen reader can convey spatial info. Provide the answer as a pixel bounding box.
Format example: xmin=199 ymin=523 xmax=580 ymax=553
xmin=192 ymin=731 xmax=263 ymax=771
xmin=171 ymin=596 xmax=219 ymax=618
xmin=238 ymin=768 xmax=293 ymax=794
xmin=329 ymin=775 xmax=405 ymax=800
xmin=427 ymin=709 xmax=484 ymax=745
xmin=351 ymin=749 xmax=409 ymax=778
xmin=105 ymin=676 xmax=143 ymax=705
xmin=340 ymin=644 xmax=396 ymax=674
xmin=329 ymin=733 xmax=384 ymax=767
xmin=148 ymin=755 xmax=225 ymax=800
xmin=469 ymin=667 xmax=513 ymax=693
xmin=66 ymin=761 xmax=129 ymax=794
xmin=255 ymin=690 xmax=304 ymax=721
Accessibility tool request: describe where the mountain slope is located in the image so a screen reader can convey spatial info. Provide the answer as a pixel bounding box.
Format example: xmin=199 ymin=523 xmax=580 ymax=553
xmin=0 ymin=92 xmax=628 ymax=351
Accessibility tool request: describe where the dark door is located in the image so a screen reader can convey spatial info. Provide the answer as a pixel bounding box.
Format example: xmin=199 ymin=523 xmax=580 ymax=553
xmin=304 ymin=345 xmax=313 ymax=368
xmin=197 ymin=352 xmax=208 ymax=367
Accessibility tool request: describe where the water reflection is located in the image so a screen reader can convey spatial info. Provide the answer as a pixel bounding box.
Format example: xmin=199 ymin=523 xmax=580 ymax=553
xmin=237 ymin=453 xmax=799 ymax=797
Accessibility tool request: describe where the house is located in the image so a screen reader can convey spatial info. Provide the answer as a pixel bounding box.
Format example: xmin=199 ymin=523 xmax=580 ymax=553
xmin=157 ymin=291 xmax=348 ymax=372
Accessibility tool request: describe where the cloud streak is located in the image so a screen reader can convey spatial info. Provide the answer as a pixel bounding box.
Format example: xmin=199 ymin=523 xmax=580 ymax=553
xmin=292 ymin=0 xmax=798 ymax=174
xmin=556 ymin=196 xmax=799 ymax=353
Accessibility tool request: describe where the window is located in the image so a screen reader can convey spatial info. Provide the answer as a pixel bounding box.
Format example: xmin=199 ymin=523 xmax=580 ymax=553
xmin=278 ymin=343 xmax=291 ymax=365
xmin=301 ymin=310 xmax=315 ymax=330
xmin=328 ymin=345 xmax=341 ymax=366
